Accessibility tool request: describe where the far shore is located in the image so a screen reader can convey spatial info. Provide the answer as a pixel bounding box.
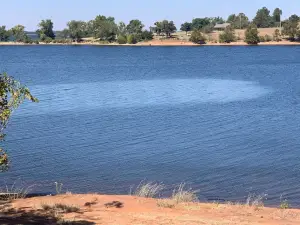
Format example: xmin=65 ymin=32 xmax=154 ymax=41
xmin=1 ymin=40 xmax=300 ymax=46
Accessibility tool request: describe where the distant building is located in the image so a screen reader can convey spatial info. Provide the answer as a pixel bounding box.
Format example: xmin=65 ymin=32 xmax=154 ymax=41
xmin=214 ymin=23 xmax=231 ymax=31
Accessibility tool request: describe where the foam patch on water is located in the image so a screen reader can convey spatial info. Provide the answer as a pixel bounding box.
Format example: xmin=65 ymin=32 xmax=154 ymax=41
xmin=17 ymin=79 xmax=271 ymax=115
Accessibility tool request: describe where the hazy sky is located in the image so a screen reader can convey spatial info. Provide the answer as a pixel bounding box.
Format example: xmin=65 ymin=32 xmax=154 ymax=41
xmin=1 ymin=0 xmax=299 ymax=31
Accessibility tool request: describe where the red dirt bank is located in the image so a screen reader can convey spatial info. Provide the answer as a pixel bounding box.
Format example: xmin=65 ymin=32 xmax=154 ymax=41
xmin=4 ymin=194 xmax=300 ymax=224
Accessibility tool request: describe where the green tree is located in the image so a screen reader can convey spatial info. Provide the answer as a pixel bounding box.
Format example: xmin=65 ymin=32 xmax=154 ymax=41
xmin=253 ymin=7 xmax=273 ymax=28
xmin=85 ymin=20 xmax=94 ymax=37
xmin=288 ymin=14 xmax=300 ymax=23
xmin=273 ymin=8 xmax=282 ymax=26
xmin=10 ymin=25 xmax=28 ymax=42
xmin=191 ymin=18 xmax=210 ymax=30
xmin=202 ymin=23 xmax=215 ymax=33
xmin=127 ymin=34 xmax=137 ymax=44
xmin=67 ymin=20 xmax=86 ymax=42
xmin=92 ymin=15 xmax=118 ymax=42
xmin=0 ymin=73 xmax=38 ymax=171
xmin=180 ymin=22 xmax=192 ymax=34
xmin=118 ymin=22 xmax=127 ymax=35
xmin=282 ymin=15 xmax=299 ymax=40
xmin=23 ymin=35 xmax=33 ymax=44
xmin=210 ymin=17 xmax=225 ymax=25
xmin=227 ymin=14 xmax=236 ymax=24
xmin=149 ymin=26 xmax=157 ymax=34
xmin=0 ymin=26 xmax=10 ymax=42
xmin=141 ymin=30 xmax=153 ymax=41
xmin=227 ymin=13 xmax=249 ymax=29
xmin=126 ymin=20 xmax=144 ymax=34
xmin=36 ymin=19 xmax=55 ymax=41
xmin=56 ymin=29 xmax=69 ymax=39
xmin=154 ymin=20 xmax=176 ymax=37
xmin=219 ymin=26 xmax=236 ymax=43
xmin=244 ymin=24 xmax=260 ymax=44
xmin=153 ymin=22 xmax=162 ymax=36
xmin=189 ymin=30 xmax=206 ymax=44
xmin=161 ymin=20 xmax=177 ymax=37
xmin=117 ymin=35 xmax=127 ymax=44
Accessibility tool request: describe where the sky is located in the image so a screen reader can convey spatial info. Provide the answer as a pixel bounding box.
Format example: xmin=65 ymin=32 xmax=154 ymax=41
xmin=0 ymin=0 xmax=299 ymax=31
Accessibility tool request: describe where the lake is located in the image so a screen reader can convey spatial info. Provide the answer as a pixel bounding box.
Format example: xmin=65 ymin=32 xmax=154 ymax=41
xmin=0 ymin=46 xmax=300 ymax=207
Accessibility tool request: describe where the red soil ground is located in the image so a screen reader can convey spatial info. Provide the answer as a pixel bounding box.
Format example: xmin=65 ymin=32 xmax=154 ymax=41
xmin=2 ymin=194 xmax=300 ymax=224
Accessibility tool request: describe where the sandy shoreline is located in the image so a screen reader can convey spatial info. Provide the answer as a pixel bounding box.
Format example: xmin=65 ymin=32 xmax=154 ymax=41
xmin=1 ymin=40 xmax=300 ymax=46
xmin=2 ymin=193 xmax=299 ymax=224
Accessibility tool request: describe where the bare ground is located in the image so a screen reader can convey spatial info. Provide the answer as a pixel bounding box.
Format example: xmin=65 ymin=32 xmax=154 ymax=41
xmin=1 ymin=194 xmax=300 ymax=225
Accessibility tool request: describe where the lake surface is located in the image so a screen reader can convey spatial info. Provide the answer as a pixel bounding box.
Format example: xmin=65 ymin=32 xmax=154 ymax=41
xmin=0 ymin=46 xmax=300 ymax=207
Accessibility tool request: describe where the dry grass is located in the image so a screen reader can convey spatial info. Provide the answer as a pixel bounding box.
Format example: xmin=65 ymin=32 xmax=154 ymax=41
xmin=164 ymin=27 xmax=282 ymax=43
xmin=157 ymin=199 xmax=176 ymax=208
xmin=172 ymin=183 xmax=199 ymax=203
xmin=0 ymin=181 xmax=34 ymax=201
xmin=41 ymin=203 xmax=80 ymax=213
xmin=246 ymin=193 xmax=267 ymax=207
xmin=133 ymin=181 xmax=164 ymax=198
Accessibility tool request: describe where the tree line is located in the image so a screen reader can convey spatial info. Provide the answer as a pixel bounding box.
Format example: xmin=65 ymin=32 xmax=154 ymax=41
xmin=183 ymin=7 xmax=300 ymax=45
xmin=0 ymin=6 xmax=299 ymax=45
xmin=179 ymin=7 xmax=283 ymax=33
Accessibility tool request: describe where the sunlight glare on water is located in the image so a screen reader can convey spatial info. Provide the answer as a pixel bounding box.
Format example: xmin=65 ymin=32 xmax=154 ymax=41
xmin=18 ymin=78 xmax=271 ymax=116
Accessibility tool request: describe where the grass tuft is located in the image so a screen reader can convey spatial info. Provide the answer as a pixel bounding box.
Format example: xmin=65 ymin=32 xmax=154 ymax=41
xmin=246 ymin=193 xmax=267 ymax=207
xmin=172 ymin=183 xmax=199 ymax=203
xmin=133 ymin=181 xmax=164 ymax=198
xmin=157 ymin=199 xmax=175 ymax=208
xmin=41 ymin=203 xmax=52 ymax=211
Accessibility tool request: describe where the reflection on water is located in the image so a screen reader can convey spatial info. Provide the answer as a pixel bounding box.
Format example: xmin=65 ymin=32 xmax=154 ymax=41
xmin=19 ymin=79 xmax=271 ymax=116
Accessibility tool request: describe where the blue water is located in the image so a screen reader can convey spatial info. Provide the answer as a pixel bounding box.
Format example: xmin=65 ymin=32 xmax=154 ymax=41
xmin=0 ymin=46 xmax=300 ymax=206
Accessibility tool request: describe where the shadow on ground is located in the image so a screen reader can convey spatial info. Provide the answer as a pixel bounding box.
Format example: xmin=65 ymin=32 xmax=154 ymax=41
xmin=0 ymin=204 xmax=95 ymax=225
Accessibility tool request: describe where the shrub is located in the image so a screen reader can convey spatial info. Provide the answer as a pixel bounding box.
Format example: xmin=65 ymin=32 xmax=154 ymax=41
xmin=273 ymin=29 xmax=282 ymax=42
xmin=189 ymin=30 xmax=206 ymax=44
xmin=117 ymin=35 xmax=127 ymax=44
xmin=246 ymin=193 xmax=267 ymax=207
xmin=127 ymin=34 xmax=137 ymax=44
xmin=219 ymin=26 xmax=236 ymax=43
xmin=280 ymin=199 xmax=290 ymax=209
xmin=264 ymin=34 xmax=272 ymax=42
xmin=202 ymin=24 xmax=214 ymax=34
xmin=43 ymin=37 xmax=53 ymax=44
xmin=172 ymin=183 xmax=199 ymax=203
xmin=244 ymin=24 xmax=260 ymax=45
xmin=41 ymin=203 xmax=80 ymax=213
xmin=259 ymin=36 xmax=266 ymax=42
xmin=134 ymin=33 xmax=143 ymax=42
xmin=259 ymin=34 xmax=272 ymax=43
xmin=23 ymin=35 xmax=33 ymax=44
xmin=34 ymin=40 xmax=39 ymax=45
xmin=23 ymin=39 xmax=33 ymax=44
